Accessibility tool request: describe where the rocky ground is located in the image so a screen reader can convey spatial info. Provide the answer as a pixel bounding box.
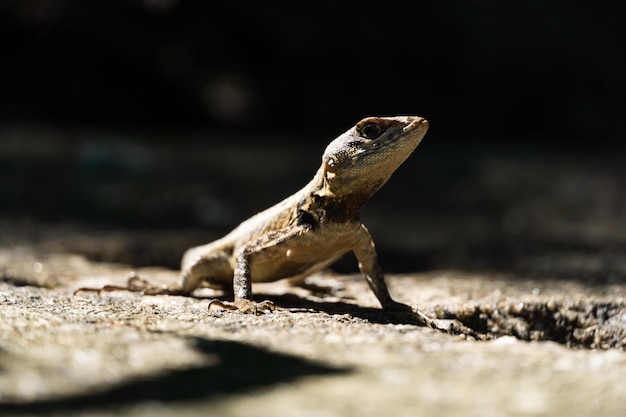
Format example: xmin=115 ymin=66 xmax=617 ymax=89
xmin=1 ymin=129 xmax=625 ymax=416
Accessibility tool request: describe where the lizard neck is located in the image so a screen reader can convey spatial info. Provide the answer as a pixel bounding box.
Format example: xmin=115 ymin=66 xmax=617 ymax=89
xmin=298 ymin=165 xmax=379 ymax=224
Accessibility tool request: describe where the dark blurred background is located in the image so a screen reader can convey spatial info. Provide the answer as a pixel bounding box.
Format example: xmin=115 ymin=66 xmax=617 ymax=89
xmin=2 ymin=0 xmax=625 ymax=139
xmin=1 ymin=1 xmax=625 ymax=277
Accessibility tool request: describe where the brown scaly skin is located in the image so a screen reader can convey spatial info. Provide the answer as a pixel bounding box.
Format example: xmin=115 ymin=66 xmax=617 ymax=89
xmin=180 ymin=116 xmax=429 ymax=313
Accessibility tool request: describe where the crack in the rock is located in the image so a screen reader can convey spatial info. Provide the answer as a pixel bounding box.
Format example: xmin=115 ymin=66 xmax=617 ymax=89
xmin=435 ymin=300 xmax=626 ymax=349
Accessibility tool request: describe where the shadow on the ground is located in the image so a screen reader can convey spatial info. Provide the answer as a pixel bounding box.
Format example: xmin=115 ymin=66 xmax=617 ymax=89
xmin=254 ymin=292 xmax=429 ymax=326
xmin=0 ymin=338 xmax=349 ymax=414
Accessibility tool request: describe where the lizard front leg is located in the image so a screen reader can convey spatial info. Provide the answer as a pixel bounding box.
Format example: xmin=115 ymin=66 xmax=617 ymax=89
xmin=353 ymin=224 xmax=412 ymax=311
xmin=213 ymin=226 xmax=309 ymax=314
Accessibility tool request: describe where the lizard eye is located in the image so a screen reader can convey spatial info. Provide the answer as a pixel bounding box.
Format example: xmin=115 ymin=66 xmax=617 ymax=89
xmin=359 ymin=122 xmax=384 ymax=139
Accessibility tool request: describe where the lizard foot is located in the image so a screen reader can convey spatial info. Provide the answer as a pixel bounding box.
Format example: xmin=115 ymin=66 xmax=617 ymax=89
xmin=381 ymin=301 xmax=446 ymax=329
xmin=384 ymin=304 xmax=472 ymax=335
xmin=207 ymin=299 xmax=275 ymax=315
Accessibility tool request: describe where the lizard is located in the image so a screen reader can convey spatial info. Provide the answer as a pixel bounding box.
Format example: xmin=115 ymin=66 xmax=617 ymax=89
xmin=78 ymin=116 xmax=429 ymax=315
xmin=179 ymin=115 xmax=429 ymax=314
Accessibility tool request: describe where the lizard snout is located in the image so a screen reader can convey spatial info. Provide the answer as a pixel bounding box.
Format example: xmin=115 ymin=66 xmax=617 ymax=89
xmin=403 ymin=116 xmax=429 ymax=132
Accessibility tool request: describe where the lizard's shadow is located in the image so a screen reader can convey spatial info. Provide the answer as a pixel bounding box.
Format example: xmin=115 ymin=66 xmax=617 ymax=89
xmin=253 ymin=292 xmax=429 ymax=326
xmin=0 ymin=337 xmax=348 ymax=414
xmin=179 ymin=289 xmax=433 ymax=327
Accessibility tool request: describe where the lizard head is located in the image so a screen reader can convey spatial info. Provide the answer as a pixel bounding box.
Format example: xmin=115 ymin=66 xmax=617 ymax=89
xmin=320 ymin=115 xmax=429 ymax=198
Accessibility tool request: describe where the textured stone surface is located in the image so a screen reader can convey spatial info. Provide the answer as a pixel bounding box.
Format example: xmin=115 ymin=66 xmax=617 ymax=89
xmin=1 ymin=238 xmax=625 ymax=417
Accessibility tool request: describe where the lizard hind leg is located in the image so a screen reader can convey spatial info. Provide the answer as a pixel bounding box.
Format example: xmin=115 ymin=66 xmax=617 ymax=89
xmin=180 ymin=251 xmax=234 ymax=295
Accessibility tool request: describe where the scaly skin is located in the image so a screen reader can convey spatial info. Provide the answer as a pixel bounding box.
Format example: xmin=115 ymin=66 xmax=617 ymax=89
xmin=180 ymin=116 xmax=429 ymax=313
